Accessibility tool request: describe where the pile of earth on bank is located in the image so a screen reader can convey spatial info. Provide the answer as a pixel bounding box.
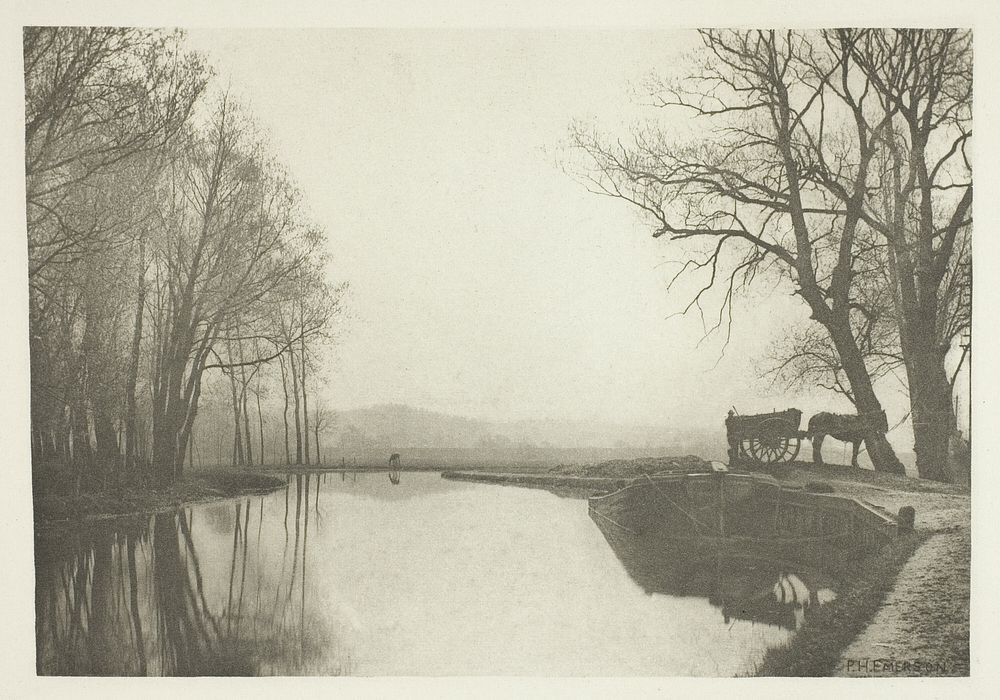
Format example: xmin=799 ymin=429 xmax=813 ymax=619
xmin=546 ymin=454 xmax=712 ymax=479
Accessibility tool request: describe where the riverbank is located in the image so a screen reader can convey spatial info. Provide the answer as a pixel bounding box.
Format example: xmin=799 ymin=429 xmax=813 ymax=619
xmin=753 ymin=466 xmax=970 ymax=676
xmin=773 ymin=462 xmax=970 ymax=676
xmin=444 ymin=456 xmax=971 ymax=677
xmin=33 ymin=471 xmax=286 ymax=525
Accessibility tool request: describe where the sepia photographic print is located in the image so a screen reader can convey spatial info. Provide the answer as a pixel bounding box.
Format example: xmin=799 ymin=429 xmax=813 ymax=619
xmin=3 ymin=1 xmax=997 ymax=695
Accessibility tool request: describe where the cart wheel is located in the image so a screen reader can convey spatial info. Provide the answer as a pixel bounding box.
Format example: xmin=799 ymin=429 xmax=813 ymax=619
xmin=744 ymin=418 xmax=801 ymax=464
xmin=783 ymin=436 xmax=801 ymax=462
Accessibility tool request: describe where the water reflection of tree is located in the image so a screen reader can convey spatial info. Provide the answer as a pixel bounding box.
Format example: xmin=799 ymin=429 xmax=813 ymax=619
xmin=231 ymin=472 xmax=343 ymax=674
xmin=36 ymin=472 xmax=345 ymax=675
xmin=153 ymin=510 xmax=248 ymax=674
xmin=35 ymin=518 xmax=152 ymax=675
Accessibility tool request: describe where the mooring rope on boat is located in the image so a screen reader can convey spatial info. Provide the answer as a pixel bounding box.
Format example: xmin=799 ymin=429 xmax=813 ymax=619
xmin=588 ymin=506 xmax=639 ymax=535
xmin=640 ymin=473 xmax=717 ymax=534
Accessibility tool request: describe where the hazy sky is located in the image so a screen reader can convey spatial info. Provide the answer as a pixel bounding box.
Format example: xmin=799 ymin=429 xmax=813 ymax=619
xmin=183 ymin=29 xmax=915 ymax=436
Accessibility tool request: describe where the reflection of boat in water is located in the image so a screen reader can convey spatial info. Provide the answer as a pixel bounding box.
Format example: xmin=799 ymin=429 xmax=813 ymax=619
xmin=584 ymin=469 xmax=891 ymax=630
xmin=591 ymin=507 xmax=836 ymax=630
xmin=388 ymin=470 xmax=401 ymax=485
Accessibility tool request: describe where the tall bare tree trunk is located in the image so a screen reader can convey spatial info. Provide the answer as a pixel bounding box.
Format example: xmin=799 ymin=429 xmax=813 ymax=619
xmin=150 ymin=293 xmax=210 ymax=487
xmin=243 ymin=388 xmax=253 ymax=466
xmin=228 ymin=366 xmax=244 ymax=467
xmin=256 ymin=373 xmax=265 ymax=466
xmin=93 ymin=409 xmax=119 ymax=488
xmin=70 ymin=400 xmax=91 ymax=494
xmin=242 ymin=384 xmax=254 ymax=467
xmin=314 ymin=407 xmax=321 ymax=466
xmin=279 ymin=353 xmax=291 ymax=465
xmin=900 ymin=331 xmax=955 ymax=482
xmin=73 ymin=308 xmax=96 ymax=489
xmin=825 ymin=318 xmax=905 ymax=475
xmin=237 ymin=336 xmax=253 ymax=467
xmin=300 ymin=322 xmax=310 ymax=464
xmin=887 ymin=220 xmax=961 ymax=483
xmin=289 ymin=344 xmax=302 ymax=464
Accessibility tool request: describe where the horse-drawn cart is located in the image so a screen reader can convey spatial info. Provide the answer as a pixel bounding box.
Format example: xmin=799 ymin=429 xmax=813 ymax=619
xmin=726 ymin=408 xmax=806 ymax=466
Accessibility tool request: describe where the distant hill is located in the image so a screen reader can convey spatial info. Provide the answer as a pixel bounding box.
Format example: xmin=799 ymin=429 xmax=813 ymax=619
xmin=328 ymin=403 xmax=722 ymax=453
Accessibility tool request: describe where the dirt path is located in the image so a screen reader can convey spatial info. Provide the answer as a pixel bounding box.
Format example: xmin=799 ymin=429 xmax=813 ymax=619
xmin=832 ymin=527 xmax=970 ymax=676
xmin=782 ymin=465 xmax=971 ymax=677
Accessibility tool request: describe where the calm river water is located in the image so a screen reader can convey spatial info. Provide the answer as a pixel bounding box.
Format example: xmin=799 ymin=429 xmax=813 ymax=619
xmin=35 ymin=471 xmax=835 ymax=676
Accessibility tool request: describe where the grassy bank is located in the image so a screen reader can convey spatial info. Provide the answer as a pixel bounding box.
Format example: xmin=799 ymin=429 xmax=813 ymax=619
xmin=33 ymin=470 xmax=286 ymax=524
xmin=751 ymin=531 xmax=926 ymax=676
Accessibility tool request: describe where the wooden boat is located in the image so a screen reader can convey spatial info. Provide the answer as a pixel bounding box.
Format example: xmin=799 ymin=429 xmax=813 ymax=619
xmin=588 ymin=471 xmax=782 ymax=537
xmin=587 ymin=469 xmax=899 ymax=557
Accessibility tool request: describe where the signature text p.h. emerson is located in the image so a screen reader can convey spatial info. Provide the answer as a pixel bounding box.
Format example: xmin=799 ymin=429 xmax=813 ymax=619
xmin=842 ymin=658 xmax=956 ymax=675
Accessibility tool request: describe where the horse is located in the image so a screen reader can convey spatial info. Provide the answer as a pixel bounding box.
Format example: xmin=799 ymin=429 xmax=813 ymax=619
xmin=808 ymin=411 xmax=887 ymax=468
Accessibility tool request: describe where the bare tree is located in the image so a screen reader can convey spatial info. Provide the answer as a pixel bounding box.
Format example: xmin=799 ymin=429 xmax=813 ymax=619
xmin=831 ymin=29 xmax=972 ymax=481
xmin=146 ymin=95 xmax=320 ymax=485
xmin=24 ymin=28 xmax=206 ymax=281
xmin=278 ymin=352 xmax=292 ymax=465
xmin=26 ymin=28 xmax=208 ymax=489
xmin=300 ymin=302 xmax=311 ymax=466
xmin=760 ymin=30 xmax=971 ymax=481
xmin=313 ymin=405 xmax=332 ymax=466
xmin=271 ymin=269 xmax=341 ymax=465
xmin=570 ymin=29 xmax=914 ymax=474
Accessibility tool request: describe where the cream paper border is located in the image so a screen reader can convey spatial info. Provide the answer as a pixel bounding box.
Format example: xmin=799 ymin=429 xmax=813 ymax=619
xmin=0 ymin=1 xmax=995 ymax=697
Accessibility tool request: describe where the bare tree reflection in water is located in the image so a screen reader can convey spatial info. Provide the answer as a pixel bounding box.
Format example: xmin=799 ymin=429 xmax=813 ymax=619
xmin=125 ymin=529 xmax=147 ymax=674
xmin=35 ymin=474 xmax=346 ymax=675
xmin=153 ymin=510 xmax=245 ymax=675
xmin=35 ymin=519 xmax=153 ymax=674
xmin=315 ymin=473 xmax=322 ymax=523
xmin=301 ymin=476 xmax=310 ymax=661
xmin=282 ymin=476 xmax=303 ymax=633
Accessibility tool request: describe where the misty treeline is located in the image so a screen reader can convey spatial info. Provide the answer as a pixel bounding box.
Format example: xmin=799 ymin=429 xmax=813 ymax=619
xmin=571 ymin=29 xmax=971 ymax=482
xmin=26 ymin=28 xmax=345 ymax=491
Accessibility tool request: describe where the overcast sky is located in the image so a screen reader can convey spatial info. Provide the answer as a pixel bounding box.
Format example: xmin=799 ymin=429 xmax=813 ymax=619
xmin=182 ymin=28 xmax=919 ymax=439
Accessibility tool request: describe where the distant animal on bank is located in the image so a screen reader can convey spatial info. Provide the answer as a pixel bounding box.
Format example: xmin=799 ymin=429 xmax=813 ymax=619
xmin=808 ymin=411 xmax=887 ymax=468
xmin=388 ymin=453 xmax=401 ymax=485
